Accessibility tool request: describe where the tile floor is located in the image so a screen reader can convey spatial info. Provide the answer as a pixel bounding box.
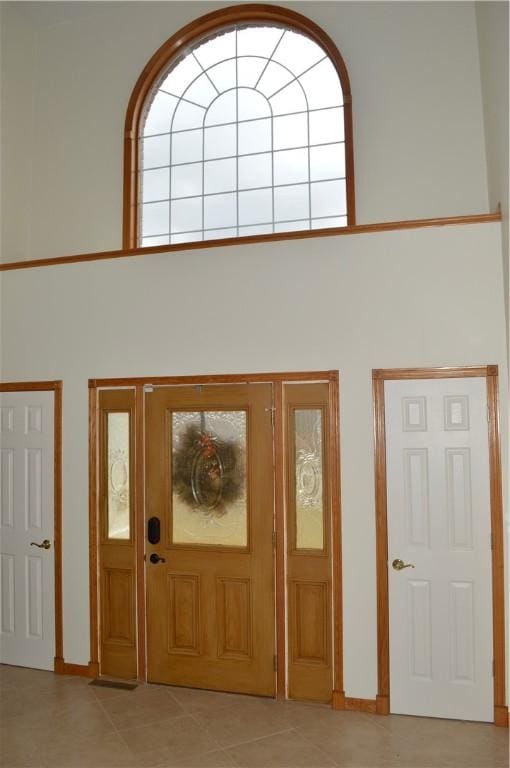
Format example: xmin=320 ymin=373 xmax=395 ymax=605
xmin=0 ymin=665 xmax=508 ymax=768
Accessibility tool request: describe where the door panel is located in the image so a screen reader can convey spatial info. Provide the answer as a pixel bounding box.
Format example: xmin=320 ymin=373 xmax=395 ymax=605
xmin=145 ymin=384 xmax=275 ymax=696
xmin=285 ymin=383 xmax=333 ymax=702
xmin=0 ymin=391 xmax=55 ymax=670
xmin=386 ymin=377 xmax=492 ymax=721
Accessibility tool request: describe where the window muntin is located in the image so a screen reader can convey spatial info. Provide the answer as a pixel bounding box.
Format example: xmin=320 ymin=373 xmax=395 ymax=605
xmin=139 ymin=25 xmax=346 ymax=247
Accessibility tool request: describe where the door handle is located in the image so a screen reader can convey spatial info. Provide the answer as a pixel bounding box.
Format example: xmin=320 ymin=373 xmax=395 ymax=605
xmin=149 ymin=553 xmax=166 ymax=564
xmin=30 ymin=539 xmax=51 ymax=550
xmin=392 ymin=558 xmax=414 ymax=571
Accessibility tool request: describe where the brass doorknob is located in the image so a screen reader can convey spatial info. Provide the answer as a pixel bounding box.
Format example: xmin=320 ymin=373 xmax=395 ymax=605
xmin=30 ymin=539 xmax=51 ymax=550
xmin=392 ymin=558 xmax=414 ymax=571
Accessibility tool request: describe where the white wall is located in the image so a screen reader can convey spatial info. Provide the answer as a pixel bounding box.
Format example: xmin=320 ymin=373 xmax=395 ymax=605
xmin=1 ymin=221 xmax=507 ymax=700
xmin=1 ymin=1 xmax=490 ymax=263
xmin=475 ymin=1 xmax=509 ymax=353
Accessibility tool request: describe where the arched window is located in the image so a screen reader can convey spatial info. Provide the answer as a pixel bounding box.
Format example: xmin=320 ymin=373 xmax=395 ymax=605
xmin=123 ymin=5 xmax=354 ymax=249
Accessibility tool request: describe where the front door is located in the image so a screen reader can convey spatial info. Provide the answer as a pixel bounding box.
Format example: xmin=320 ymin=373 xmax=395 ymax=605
xmin=145 ymin=384 xmax=275 ymax=696
xmin=0 ymin=390 xmax=55 ymax=670
xmin=385 ymin=377 xmax=493 ymax=721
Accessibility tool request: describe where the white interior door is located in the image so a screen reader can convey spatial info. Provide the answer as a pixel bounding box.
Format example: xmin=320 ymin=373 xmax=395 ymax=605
xmin=0 ymin=390 xmax=55 ymax=670
xmin=385 ymin=377 xmax=493 ymax=722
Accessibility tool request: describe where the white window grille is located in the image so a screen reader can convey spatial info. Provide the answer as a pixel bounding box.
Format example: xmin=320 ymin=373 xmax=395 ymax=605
xmin=140 ymin=25 xmax=346 ymax=246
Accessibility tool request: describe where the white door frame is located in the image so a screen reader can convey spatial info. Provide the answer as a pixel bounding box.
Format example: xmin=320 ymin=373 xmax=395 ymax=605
xmin=372 ymin=366 xmax=507 ymax=727
xmin=0 ymin=381 xmax=63 ymax=672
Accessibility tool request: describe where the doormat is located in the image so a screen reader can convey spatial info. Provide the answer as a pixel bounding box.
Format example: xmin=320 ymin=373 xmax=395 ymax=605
xmin=89 ymin=679 xmax=137 ymax=691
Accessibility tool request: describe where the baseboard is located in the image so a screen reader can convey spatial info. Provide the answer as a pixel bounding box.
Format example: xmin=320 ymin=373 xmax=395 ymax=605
xmin=54 ymin=658 xmax=96 ymax=678
xmin=494 ymin=705 xmax=509 ymax=727
xmin=345 ymin=697 xmax=377 ymax=714
xmin=376 ymin=694 xmax=389 ymax=715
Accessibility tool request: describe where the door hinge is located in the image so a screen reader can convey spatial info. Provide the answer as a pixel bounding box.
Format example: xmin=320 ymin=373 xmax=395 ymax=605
xmin=492 ymin=659 xmax=495 ymax=677
xmin=272 ymin=530 xmax=277 ymax=549
xmin=273 ymin=654 xmax=277 ymax=671
xmin=144 ymin=384 xmax=154 ymax=394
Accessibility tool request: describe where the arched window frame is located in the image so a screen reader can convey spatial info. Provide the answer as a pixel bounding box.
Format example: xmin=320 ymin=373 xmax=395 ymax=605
xmin=123 ymin=3 xmax=355 ymax=250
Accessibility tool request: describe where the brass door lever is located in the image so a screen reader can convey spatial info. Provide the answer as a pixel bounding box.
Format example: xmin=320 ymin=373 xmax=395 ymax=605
xmin=30 ymin=539 xmax=51 ymax=550
xmin=392 ymin=558 xmax=414 ymax=571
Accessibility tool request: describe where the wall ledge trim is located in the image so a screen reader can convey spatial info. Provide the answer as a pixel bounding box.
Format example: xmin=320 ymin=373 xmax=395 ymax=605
xmin=0 ymin=211 xmax=500 ymax=272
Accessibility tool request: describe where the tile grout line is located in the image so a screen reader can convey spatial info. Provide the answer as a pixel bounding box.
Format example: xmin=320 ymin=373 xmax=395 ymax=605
xmin=289 ymin=725 xmax=341 ymax=767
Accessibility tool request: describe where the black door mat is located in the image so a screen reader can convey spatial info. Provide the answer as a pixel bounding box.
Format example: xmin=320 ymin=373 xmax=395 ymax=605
xmin=89 ymin=678 xmax=137 ymax=690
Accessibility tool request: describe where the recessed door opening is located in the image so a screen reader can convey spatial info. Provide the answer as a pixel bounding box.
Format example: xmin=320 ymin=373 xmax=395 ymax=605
xmin=89 ymin=372 xmax=343 ymax=704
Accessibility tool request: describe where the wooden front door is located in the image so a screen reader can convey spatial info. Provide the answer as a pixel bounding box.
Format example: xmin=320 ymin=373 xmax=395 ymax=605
xmin=145 ymin=384 xmax=275 ymax=696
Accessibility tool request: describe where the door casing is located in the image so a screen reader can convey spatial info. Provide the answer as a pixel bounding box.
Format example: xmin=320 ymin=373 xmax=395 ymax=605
xmin=372 ymin=365 xmax=507 ymax=726
xmin=0 ymin=380 xmax=63 ymax=673
xmin=88 ymin=370 xmax=343 ymax=702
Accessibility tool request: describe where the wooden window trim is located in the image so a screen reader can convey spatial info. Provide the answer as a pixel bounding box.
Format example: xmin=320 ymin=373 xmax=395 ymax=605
xmin=122 ymin=3 xmax=355 ymax=249
xmin=372 ymin=365 xmax=507 ymax=726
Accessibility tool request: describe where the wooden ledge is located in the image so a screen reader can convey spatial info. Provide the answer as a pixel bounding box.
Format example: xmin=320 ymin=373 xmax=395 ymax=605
xmin=0 ymin=211 xmax=501 ymax=272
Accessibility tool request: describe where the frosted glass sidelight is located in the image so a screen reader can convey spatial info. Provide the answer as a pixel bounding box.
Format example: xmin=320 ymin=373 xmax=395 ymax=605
xmin=171 ymin=411 xmax=247 ymax=546
xmin=140 ymin=22 xmax=347 ymax=245
xmin=294 ymin=410 xmax=324 ymax=550
xmin=238 ymin=189 xmax=272 ymax=226
xmin=107 ymin=413 xmax=130 ymax=540
xmin=204 ymin=158 xmax=237 ymax=195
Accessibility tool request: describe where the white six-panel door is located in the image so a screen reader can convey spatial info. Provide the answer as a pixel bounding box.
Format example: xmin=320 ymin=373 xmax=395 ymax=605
xmin=0 ymin=390 xmax=55 ymax=670
xmin=385 ymin=378 xmax=493 ymax=722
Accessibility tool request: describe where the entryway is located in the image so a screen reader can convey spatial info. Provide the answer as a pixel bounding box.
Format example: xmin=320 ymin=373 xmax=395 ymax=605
xmin=90 ymin=372 xmax=342 ymax=703
xmin=373 ymin=366 xmax=506 ymax=725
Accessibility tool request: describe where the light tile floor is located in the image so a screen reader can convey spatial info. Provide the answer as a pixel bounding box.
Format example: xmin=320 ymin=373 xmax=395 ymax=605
xmin=0 ymin=665 xmax=508 ymax=768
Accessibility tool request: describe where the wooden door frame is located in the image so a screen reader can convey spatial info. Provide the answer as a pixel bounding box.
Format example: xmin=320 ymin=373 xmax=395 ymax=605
xmin=0 ymin=380 xmax=64 ymax=673
xmin=88 ymin=371 xmax=343 ymax=702
xmin=372 ymin=365 xmax=507 ymax=726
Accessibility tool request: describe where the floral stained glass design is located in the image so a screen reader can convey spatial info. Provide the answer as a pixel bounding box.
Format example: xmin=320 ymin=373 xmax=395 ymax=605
xmin=294 ymin=409 xmax=324 ymax=550
xmin=107 ymin=412 xmax=130 ymax=539
xmin=171 ymin=411 xmax=247 ymax=546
